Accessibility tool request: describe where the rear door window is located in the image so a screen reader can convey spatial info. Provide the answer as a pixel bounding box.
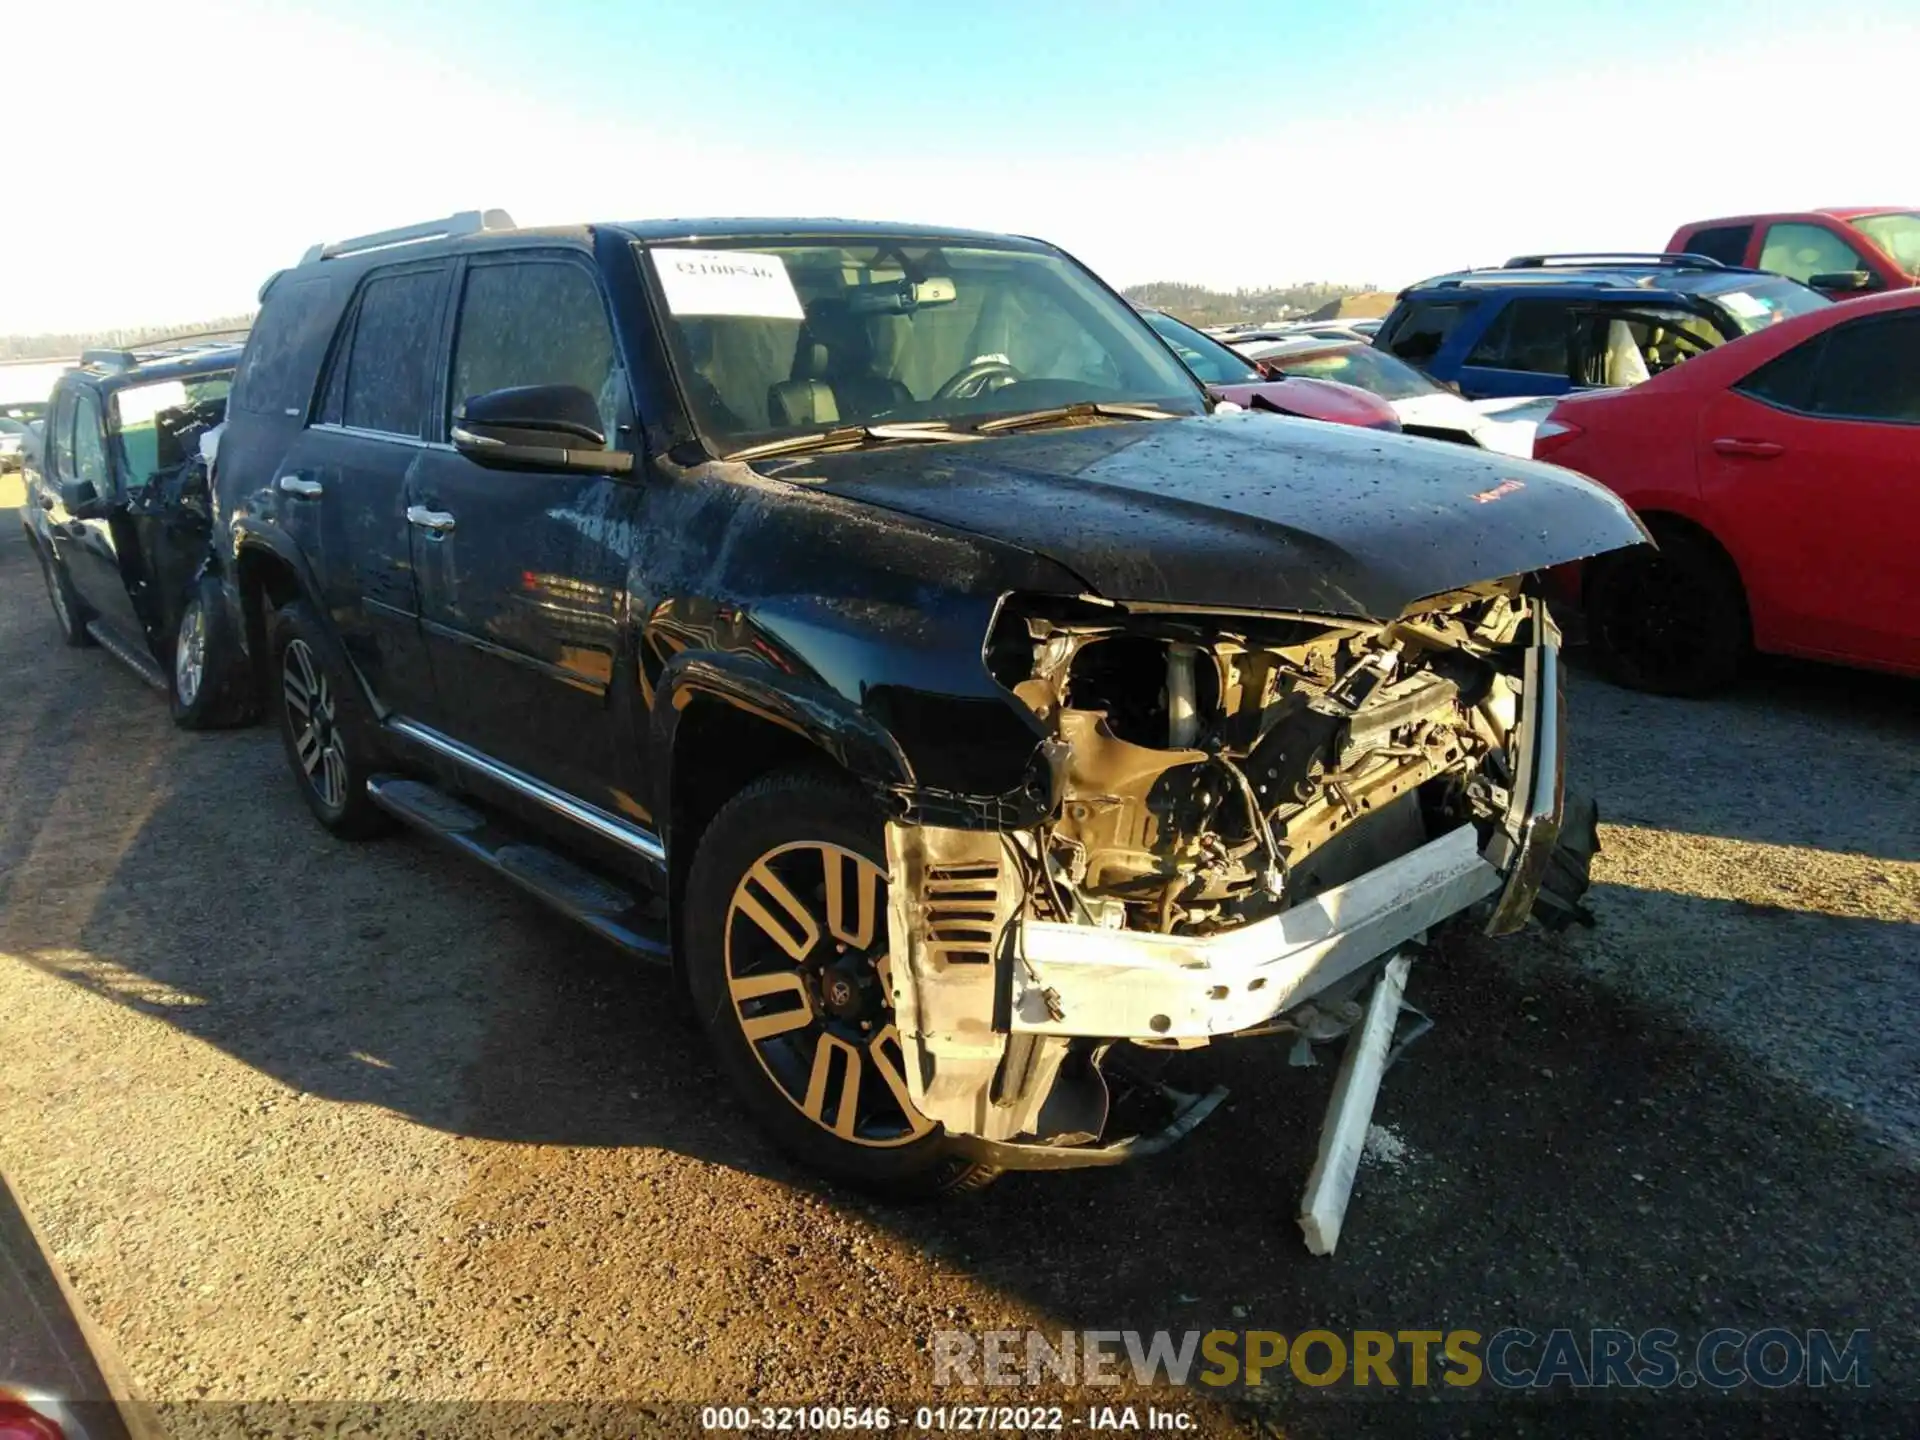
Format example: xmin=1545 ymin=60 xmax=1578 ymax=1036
xmin=336 ymin=267 xmax=449 ymax=437
xmin=73 ymin=391 xmax=111 ymax=492
xmin=1758 ymin=223 xmax=1870 ymax=285
xmin=448 ymin=257 xmax=622 ymax=445
xmin=1464 ymin=298 xmax=1573 ymax=375
xmin=49 ymin=389 xmax=76 ymax=480
xmin=1680 ymin=225 xmax=1752 ymax=267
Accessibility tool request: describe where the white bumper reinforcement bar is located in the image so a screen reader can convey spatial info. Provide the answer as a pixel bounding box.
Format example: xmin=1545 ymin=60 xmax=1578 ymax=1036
xmin=1009 ymin=821 xmax=1501 ymax=1040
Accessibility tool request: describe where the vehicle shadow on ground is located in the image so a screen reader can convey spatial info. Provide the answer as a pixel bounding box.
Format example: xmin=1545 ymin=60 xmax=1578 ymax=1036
xmin=0 ymin=534 xmax=1913 ymax=1427
xmin=1562 ymin=647 xmax=1920 ymax=863
xmin=5 ymin=767 xmax=1916 ymax=1409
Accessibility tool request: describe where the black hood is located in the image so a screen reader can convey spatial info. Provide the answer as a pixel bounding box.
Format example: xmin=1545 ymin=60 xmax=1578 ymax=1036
xmin=765 ymin=410 xmax=1648 ymax=619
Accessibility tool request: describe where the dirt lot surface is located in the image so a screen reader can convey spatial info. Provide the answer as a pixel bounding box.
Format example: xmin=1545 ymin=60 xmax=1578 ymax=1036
xmin=1 ymin=522 xmax=1915 ymax=1437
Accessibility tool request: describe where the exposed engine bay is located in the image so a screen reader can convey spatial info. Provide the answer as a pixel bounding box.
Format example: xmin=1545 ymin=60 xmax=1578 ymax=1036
xmin=884 ymin=584 xmax=1570 ymax=1151
xmin=992 ymin=584 xmax=1533 ymax=937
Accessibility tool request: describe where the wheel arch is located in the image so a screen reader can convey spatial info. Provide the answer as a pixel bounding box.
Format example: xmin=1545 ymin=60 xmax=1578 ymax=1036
xmin=654 ymin=659 xmax=914 ymax=958
xmin=1587 ymin=507 xmax=1749 ymax=622
xmin=232 ymin=537 xmax=317 ymax=700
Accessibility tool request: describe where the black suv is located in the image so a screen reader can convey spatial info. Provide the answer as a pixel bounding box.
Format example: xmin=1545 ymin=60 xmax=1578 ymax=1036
xmin=213 ymin=210 xmax=1644 ymax=1194
xmin=22 ymin=341 xmax=255 ymax=726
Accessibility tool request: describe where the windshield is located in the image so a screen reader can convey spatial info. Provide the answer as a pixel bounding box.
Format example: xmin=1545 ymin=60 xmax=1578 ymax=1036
xmin=644 ymin=238 xmax=1206 ymax=452
xmin=111 ymin=373 xmax=231 ymax=484
xmin=1690 ymin=274 xmax=1830 ymax=334
xmin=1851 ymin=211 xmax=1920 ymax=277
xmin=1138 ymin=310 xmax=1260 ymax=385
xmin=1255 ymin=343 xmax=1442 ymax=401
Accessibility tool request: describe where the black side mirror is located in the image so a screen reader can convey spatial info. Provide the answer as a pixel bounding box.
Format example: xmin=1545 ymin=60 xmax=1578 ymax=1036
xmin=452 ymin=384 xmax=634 ymax=476
xmin=59 ymin=477 xmax=108 ymax=518
xmin=1808 ymin=270 xmax=1877 ymax=294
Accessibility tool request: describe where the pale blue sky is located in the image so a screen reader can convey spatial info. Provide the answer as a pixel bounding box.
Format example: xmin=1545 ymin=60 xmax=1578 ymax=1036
xmin=3 ymin=0 xmax=1914 ymax=331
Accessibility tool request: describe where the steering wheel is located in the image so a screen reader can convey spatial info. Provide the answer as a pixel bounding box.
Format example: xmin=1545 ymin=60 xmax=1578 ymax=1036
xmin=934 ymin=359 xmax=1025 ymax=402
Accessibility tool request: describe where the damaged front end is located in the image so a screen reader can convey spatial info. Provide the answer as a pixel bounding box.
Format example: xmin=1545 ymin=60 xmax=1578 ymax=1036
xmin=884 ymin=583 xmax=1584 ymax=1164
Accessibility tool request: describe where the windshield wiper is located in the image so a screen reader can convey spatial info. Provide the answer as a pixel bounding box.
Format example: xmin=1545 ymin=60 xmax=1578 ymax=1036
xmin=972 ymin=402 xmax=1186 ymax=435
xmin=724 ymin=421 xmax=976 ymax=463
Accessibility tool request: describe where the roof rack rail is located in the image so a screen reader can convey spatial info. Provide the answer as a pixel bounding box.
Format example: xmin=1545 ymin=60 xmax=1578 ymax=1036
xmin=1501 ymin=251 xmax=1726 ymax=270
xmin=80 ymin=348 xmax=138 ymax=372
xmin=133 ymin=327 xmax=251 ymax=348
xmin=300 ymin=209 xmax=516 ymax=266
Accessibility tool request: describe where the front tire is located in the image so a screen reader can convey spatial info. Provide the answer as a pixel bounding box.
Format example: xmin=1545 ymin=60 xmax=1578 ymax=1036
xmin=170 ymin=575 xmax=257 ymax=730
xmin=1585 ymin=529 xmax=1747 ymax=697
xmin=268 ymin=599 xmax=393 ymax=839
xmin=684 ymin=770 xmax=1000 ymax=1198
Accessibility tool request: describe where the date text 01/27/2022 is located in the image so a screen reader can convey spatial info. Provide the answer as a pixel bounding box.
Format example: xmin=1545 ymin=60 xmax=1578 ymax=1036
xmin=698 ymin=1404 xmax=1196 ymax=1431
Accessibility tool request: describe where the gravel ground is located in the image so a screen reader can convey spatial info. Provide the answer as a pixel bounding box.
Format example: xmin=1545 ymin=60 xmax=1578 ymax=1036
xmin=0 ymin=522 xmax=1915 ymax=1437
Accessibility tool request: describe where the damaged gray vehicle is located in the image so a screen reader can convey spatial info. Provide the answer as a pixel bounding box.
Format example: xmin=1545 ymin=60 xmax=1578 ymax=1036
xmin=213 ymin=216 xmax=1646 ymax=1204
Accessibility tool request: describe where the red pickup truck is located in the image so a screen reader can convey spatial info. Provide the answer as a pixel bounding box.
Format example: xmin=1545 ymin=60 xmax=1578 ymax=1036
xmin=1668 ymin=210 xmax=1919 ymax=298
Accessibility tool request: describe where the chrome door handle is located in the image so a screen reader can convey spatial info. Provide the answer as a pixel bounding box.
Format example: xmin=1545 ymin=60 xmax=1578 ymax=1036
xmin=279 ymin=475 xmax=324 ymax=497
xmin=406 ymin=506 xmax=456 ymax=533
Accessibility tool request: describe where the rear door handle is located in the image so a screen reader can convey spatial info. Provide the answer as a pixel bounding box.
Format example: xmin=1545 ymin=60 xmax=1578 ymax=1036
xmin=279 ymin=474 xmax=325 ymax=497
xmin=406 ymin=505 xmax=456 ymax=533
xmin=1711 ymin=438 xmax=1784 ymax=459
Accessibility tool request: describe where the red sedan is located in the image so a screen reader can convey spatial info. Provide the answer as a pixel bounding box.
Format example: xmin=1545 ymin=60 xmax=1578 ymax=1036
xmin=1535 ymin=288 xmax=1920 ymax=694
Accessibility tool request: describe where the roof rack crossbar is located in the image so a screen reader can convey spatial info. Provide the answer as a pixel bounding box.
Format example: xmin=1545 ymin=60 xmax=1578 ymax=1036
xmin=1501 ymin=251 xmax=1727 ymax=270
xmin=301 ymin=209 xmax=516 ymax=266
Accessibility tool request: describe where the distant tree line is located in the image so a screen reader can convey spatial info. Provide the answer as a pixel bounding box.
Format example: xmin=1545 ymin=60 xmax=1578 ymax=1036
xmin=0 ymin=314 xmax=256 ymax=363
xmin=1122 ymin=281 xmax=1373 ymax=327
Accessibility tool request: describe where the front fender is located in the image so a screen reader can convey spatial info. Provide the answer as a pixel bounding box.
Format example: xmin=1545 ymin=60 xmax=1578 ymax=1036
xmin=651 ymin=647 xmax=916 ymax=802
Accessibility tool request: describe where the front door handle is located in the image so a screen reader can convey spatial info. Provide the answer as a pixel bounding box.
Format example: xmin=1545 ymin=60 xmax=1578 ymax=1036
xmin=279 ymin=474 xmax=325 ymax=497
xmin=406 ymin=505 xmax=457 ymax=534
xmin=1711 ymin=437 xmax=1784 ymax=459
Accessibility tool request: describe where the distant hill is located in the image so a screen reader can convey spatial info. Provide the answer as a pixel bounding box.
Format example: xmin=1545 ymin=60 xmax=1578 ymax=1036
xmin=0 ymin=315 xmax=255 ymax=363
xmin=1123 ymin=281 xmax=1375 ymax=328
xmin=1309 ymin=290 xmax=1398 ymax=321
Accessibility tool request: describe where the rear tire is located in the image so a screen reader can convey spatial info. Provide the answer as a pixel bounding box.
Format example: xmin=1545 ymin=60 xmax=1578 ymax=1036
xmin=683 ymin=770 xmax=1000 ymax=1199
xmin=268 ymin=599 xmax=394 ymax=839
xmin=1585 ymin=529 xmax=1747 ymax=697
xmin=38 ymin=543 xmax=92 ymax=648
xmin=170 ymin=575 xmax=257 ymax=730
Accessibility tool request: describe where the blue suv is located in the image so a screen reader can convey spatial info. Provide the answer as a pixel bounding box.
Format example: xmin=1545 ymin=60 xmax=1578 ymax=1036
xmin=1373 ymin=253 xmax=1829 ymax=400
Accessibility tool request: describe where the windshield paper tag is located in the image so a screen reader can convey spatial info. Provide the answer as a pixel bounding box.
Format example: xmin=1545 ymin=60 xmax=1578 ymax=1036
xmin=1718 ymin=291 xmax=1770 ymax=319
xmin=656 ymin=250 xmax=803 ymax=319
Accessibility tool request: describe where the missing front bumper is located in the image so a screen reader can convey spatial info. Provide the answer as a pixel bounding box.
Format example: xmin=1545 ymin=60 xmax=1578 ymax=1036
xmin=885 ymin=626 xmax=1567 ymax=1153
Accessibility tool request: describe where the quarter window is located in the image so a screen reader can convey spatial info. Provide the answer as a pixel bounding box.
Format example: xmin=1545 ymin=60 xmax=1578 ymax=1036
xmin=1735 ymin=335 xmax=1824 ymax=412
xmin=449 ymin=259 xmax=621 ymax=445
xmin=1379 ymin=299 xmax=1476 ymax=368
xmin=1809 ymin=313 xmax=1920 ymax=423
xmin=1465 ymin=299 xmax=1573 ymax=375
xmin=1758 ymin=223 xmax=1869 ymax=285
xmin=339 ymin=268 xmax=446 ymax=437
xmin=234 ymin=275 xmax=335 ymax=417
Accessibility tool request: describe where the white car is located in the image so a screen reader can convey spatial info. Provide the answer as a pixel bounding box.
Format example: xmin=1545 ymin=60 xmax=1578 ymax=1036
xmin=1233 ymin=336 xmax=1546 ymax=458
